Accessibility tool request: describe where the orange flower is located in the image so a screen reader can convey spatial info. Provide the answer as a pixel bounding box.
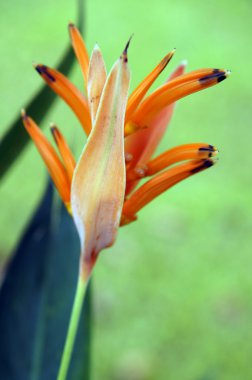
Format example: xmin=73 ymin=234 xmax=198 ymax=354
xmin=22 ymin=24 xmax=229 ymax=277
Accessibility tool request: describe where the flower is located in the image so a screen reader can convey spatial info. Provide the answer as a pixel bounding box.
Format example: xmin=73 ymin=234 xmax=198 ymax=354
xmin=22 ymin=24 xmax=229 ymax=277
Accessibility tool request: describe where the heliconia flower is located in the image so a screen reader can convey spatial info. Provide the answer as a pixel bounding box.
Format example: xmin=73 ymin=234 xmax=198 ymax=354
xmin=22 ymin=24 xmax=230 ymax=277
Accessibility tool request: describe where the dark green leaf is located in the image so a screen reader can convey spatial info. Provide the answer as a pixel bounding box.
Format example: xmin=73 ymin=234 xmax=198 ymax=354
xmin=0 ymin=182 xmax=91 ymax=380
xmin=0 ymin=0 xmax=85 ymax=180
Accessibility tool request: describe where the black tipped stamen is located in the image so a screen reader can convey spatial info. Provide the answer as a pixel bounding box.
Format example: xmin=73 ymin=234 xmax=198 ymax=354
xmin=190 ymin=159 xmax=214 ymax=174
xmin=36 ymin=65 xmax=56 ymax=82
xmin=198 ymin=145 xmax=216 ymax=153
xmin=199 ymin=71 xmax=227 ymax=83
xmin=217 ymin=75 xmax=226 ymax=83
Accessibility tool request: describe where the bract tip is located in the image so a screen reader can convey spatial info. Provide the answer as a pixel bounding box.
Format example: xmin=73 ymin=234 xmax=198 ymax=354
xmin=180 ymin=59 xmax=188 ymax=67
xmin=123 ymin=34 xmax=134 ymax=56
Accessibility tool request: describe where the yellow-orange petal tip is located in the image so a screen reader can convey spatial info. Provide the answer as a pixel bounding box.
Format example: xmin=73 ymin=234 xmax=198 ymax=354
xmin=65 ymin=202 xmax=72 ymax=215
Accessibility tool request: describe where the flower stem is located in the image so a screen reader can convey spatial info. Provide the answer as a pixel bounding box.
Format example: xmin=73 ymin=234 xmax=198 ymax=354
xmin=57 ymin=275 xmax=87 ymax=380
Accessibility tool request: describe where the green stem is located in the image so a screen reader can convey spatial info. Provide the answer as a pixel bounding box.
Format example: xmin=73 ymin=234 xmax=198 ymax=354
xmin=57 ymin=275 xmax=87 ymax=380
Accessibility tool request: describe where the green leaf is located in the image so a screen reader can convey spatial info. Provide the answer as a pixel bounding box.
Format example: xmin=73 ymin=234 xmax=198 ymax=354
xmin=0 ymin=182 xmax=91 ymax=380
xmin=0 ymin=0 xmax=85 ymax=180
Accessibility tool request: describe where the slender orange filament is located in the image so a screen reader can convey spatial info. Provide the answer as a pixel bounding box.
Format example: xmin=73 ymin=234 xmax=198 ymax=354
xmin=50 ymin=124 xmax=76 ymax=182
xmin=122 ymin=159 xmax=215 ymax=224
xmin=68 ymin=23 xmax=89 ymax=88
xmin=35 ymin=64 xmax=91 ymax=134
xmin=125 ymin=49 xmax=175 ymax=124
xmin=21 ymin=111 xmax=71 ymax=204
xmin=126 ymin=143 xmax=218 ymax=180
xmin=131 ymin=69 xmax=230 ymax=127
xmin=145 ymin=143 xmax=218 ymax=175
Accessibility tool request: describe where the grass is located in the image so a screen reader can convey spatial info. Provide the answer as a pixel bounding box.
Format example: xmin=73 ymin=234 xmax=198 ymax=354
xmin=0 ymin=0 xmax=251 ymax=379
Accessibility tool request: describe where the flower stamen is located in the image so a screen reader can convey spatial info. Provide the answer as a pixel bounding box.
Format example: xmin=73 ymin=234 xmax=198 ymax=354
xmin=35 ymin=64 xmax=92 ymax=134
xmin=68 ymin=23 xmax=89 ymax=88
xmin=50 ymin=124 xmax=76 ymax=182
xmin=21 ymin=110 xmax=71 ymax=205
xmin=144 ymin=143 xmax=218 ymax=175
xmin=131 ymin=69 xmax=230 ymax=128
xmin=125 ymin=48 xmax=176 ymax=124
xmin=122 ymin=158 xmax=217 ymax=225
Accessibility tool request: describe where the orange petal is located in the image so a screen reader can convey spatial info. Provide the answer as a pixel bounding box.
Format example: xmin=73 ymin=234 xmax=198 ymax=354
xmin=122 ymin=158 xmax=216 ymax=225
xmin=35 ymin=64 xmax=91 ymax=135
xmin=145 ymin=143 xmax=218 ymax=175
xmin=88 ymin=44 xmax=107 ymax=123
xmin=125 ymin=62 xmax=187 ymax=167
xmin=68 ymin=23 xmax=89 ymax=88
xmin=125 ymin=62 xmax=187 ymax=194
xmin=50 ymin=124 xmax=76 ymax=182
xmin=71 ymin=44 xmax=130 ymax=280
xmin=21 ymin=111 xmax=71 ymax=205
xmin=132 ymin=69 xmax=230 ymax=128
xmin=125 ymin=49 xmax=175 ymax=124
xmin=127 ymin=143 xmax=218 ymax=180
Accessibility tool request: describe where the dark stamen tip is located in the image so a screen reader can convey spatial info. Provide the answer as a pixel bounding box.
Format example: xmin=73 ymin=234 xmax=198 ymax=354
xmin=199 ymin=144 xmax=217 ymax=153
xmin=35 ymin=65 xmax=56 ymax=82
xmin=217 ymin=75 xmax=226 ymax=83
xmin=68 ymin=22 xmax=75 ymax=28
xmin=190 ymin=159 xmax=215 ymax=174
xmin=199 ymin=69 xmax=231 ymax=84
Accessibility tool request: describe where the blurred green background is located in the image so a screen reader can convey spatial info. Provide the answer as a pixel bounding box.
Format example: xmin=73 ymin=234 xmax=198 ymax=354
xmin=0 ymin=0 xmax=251 ymax=379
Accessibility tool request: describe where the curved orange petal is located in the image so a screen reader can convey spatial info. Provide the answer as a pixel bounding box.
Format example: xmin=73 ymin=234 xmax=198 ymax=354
xmin=125 ymin=49 xmax=175 ymax=124
xmin=22 ymin=111 xmax=71 ymax=205
xmin=125 ymin=62 xmax=187 ymax=194
xmin=35 ymin=64 xmax=92 ymax=135
xmin=68 ymin=23 xmax=89 ymax=88
xmin=50 ymin=124 xmax=76 ymax=182
xmin=144 ymin=143 xmax=218 ymax=176
xmin=132 ymin=69 xmax=230 ymax=128
xmin=122 ymin=158 xmax=216 ymax=225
